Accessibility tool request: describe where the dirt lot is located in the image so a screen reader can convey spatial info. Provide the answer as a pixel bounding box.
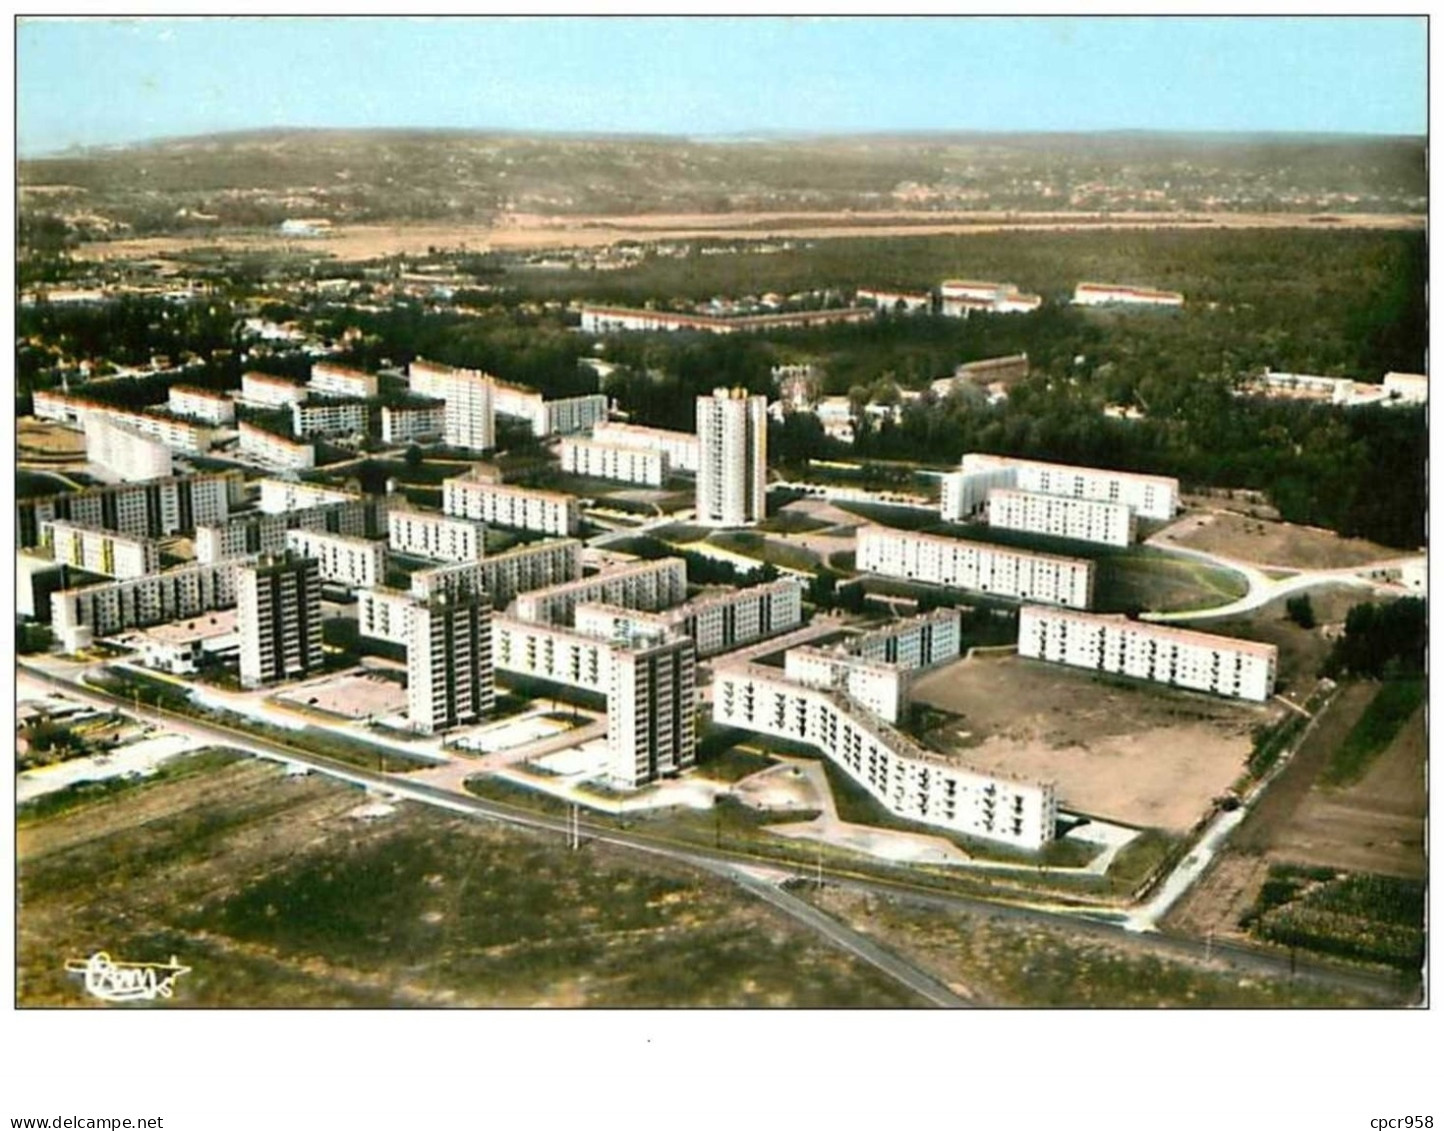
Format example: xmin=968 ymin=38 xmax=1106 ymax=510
xmin=18 ymin=756 xmax=916 ymax=1007
xmin=74 ymin=209 xmax=1423 ymax=262
xmin=1166 ymin=511 xmax=1401 ymax=570
xmin=910 ymin=653 xmax=1273 ymax=831
xmin=274 ymin=670 xmax=407 ymax=720
xmin=18 ymin=419 xmax=87 ymax=458
xmin=1206 ymin=585 xmax=1377 ymax=690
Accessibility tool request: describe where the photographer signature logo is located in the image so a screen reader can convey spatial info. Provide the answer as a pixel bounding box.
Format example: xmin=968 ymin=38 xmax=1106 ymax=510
xmin=64 ymin=952 xmax=191 ymax=1002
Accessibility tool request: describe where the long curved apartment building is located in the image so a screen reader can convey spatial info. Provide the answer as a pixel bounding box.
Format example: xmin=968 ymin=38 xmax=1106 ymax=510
xmin=713 ymin=662 xmax=1057 ymax=849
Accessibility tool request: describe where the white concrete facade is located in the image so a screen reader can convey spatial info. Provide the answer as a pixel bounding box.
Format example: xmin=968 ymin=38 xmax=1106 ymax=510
xmin=784 ymin=646 xmax=911 ymax=724
xmin=1072 ymin=283 xmax=1184 ymax=307
xmin=380 ymin=400 xmax=446 ymax=443
xmin=44 ymin=520 xmax=161 ymax=580
xmin=510 ymin=557 xmax=688 ymax=626
xmin=52 ymin=560 xmax=244 ymax=652
xmin=987 ymin=488 xmax=1136 ymax=547
xmin=857 ymin=525 xmax=1095 ymax=608
xmin=282 ymin=528 xmax=387 ymax=589
xmin=850 ymin=608 xmax=964 ymax=669
xmin=1384 ymin=372 xmax=1428 ymax=404
xmin=35 ymin=391 xmax=214 ymax=454
xmin=387 ymin=509 xmax=488 ymax=563
xmin=493 ymin=383 xmax=608 ymax=438
xmin=492 ymin=615 xmax=613 ymax=695
xmin=442 ymin=475 xmax=579 ymax=536
xmin=258 ymin=479 xmax=362 ymax=515
xmin=18 ymin=472 xmax=238 ymax=548
xmin=408 ymin=538 xmax=583 ymax=605
xmin=574 ymin=576 xmax=804 ymax=659
xmin=309 ymin=361 xmax=379 ymax=400
xmin=168 ymin=385 xmax=236 ymax=424
xmin=1018 ymin=605 xmax=1278 ymax=702
xmin=696 ymin=388 xmax=767 ymax=526
xmin=608 ymin=634 xmax=698 ymax=788
xmin=239 ymin=422 xmax=315 ymax=470
xmin=291 ymin=398 xmax=368 ymax=438
xmin=407 ymin=593 xmax=494 ymax=734
xmin=408 ymin=358 xmax=495 ymax=452
xmin=590 ymin=421 xmax=700 ymax=474
xmin=357 ymin=586 xmax=417 ymax=646
xmin=713 ymin=663 xmax=1057 ymax=848
xmin=961 ymin=453 xmax=1179 ymax=522
xmin=84 ymin=414 xmax=173 ymax=482
xmin=241 ymin=372 xmax=309 ymax=407
xmin=237 ymin=553 xmax=324 ymax=688
xmin=558 ymin=437 xmax=668 ymax=486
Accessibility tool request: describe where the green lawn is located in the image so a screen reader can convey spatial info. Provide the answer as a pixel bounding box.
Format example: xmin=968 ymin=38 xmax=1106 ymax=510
xmin=1093 ymin=550 xmax=1248 ymax=614
xmin=1319 ymin=678 xmax=1424 ymax=787
xmin=707 ymin=531 xmax=820 ymax=572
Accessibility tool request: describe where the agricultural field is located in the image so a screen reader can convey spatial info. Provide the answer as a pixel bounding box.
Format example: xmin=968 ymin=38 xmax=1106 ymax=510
xmin=17 ymin=757 xmax=919 ymax=1007
xmin=909 ymin=651 xmax=1274 ymax=831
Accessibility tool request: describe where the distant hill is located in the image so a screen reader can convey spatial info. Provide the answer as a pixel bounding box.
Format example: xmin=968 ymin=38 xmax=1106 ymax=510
xmin=17 ymin=128 xmax=1427 ymax=243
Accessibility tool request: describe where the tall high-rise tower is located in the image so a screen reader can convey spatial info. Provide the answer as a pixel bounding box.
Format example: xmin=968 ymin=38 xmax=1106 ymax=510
xmin=695 ymin=387 xmax=767 ymax=526
xmin=237 ymin=551 xmax=323 ymax=688
xmin=607 ymin=632 xmax=697 ymax=788
xmin=407 ymin=590 xmax=494 ymax=734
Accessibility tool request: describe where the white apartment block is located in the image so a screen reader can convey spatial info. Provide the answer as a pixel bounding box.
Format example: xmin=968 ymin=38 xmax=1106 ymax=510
xmin=84 ymin=414 xmax=173 ymax=482
xmin=380 ymin=399 xmax=446 ymax=444
xmin=241 ymin=371 xmax=309 ymax=407
xmin=34 ymin=391 xmax=214 ymax=454
xmin=574 ymin=576 xmax=805 ymax=659
xmin=239 ymin=422 xmax=316 ymax=470
xmin=492 ymin=615 xmax=614 ymax=695
xmin=291 ymin=398 xmax=368 ymax=438
xmin=168 ymin=385 xmax=236 ymax=424
xmin=714 ymin=663 xmax=1057 ymax=848
xmin=388 ymin=508 xmax=487 ymax=563
xmin=850 ymin=608 xmax=964 ymax=670
xmin=960 ymin=453 xmax=1179 ymax=522
xmin=408 ymin=538 xmax=583 ymax=605
xmin=52 ymin=560 xmax=243 ymax=653
xmin=257 ymin=478 xmax=361 ymax=515
xmin=357 ymin=586 xmax=417 ymax=646
xmin=579 ymin=304 xmax=872 ymax=335
xmin=18 ymin=471 xmax=239 ymax=548
xmin=1072 ymin=283 xmax=1184 ymax=308
xmin=510 ymin=557 xmax=688 ymax=626
xmin=442 ymin=475 xmax=579 ymax=536
xmin=608 ymin=634 xmax=698 ymax=788
xmin=492 ymin=382 xmax=608 ymax=438
xmin=987 ymin=488 xmax=1137 ymax=548
xmin=939 ymin=280 xmax=1042 ymax=316
xmin=309 ymin=361 xmax=379 ymax=400
xmin=44 ymin=520 xmax=162 ymax=580
xmin=857 ymin=525 xmax=1095 ymax=608
xmin=558 ymin=437 xmax=668 ymax=486
xmin=590 ymin=421 xmax=700 ymax=474
xmin=1018 ymin=606 xmax=1278 ymax=702
xmin=940 ymin=464 xmax=1021 ymax=521
xmin=196 ymin=497 xmax=388 ymax=564
xmin=784 ymin=646 xmax=911 ymax=724
xmin=283 ymin=528 xmax=386 ymax=589
xmin=408 ymin=358 xmax=495 ymax=451
xmin=407 ymin=592 xmax=494 ymax=734
xmin=1384 ymin=371 xmax=1428 ymax=404
xmin=696 ymin=388 xmax=767 ymax=526
xmin=237 ymin=553 xmax=324 ymax=688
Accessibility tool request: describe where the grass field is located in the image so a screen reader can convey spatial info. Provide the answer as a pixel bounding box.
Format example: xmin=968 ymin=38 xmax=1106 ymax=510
xmin=17 ymin=748 xmax=244 ymax=827
xmin=1319 ymin=679 xmax=1424 ymax=787
xmin=1092 ymin=549 xmax=1249 ymax=613
xmin=707 ymin=531 xmax=821 ymax=572
xmin=18 ymin=759 xmax=919 ymax=1007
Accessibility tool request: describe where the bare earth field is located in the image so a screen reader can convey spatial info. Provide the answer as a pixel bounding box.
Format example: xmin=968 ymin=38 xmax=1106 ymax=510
xmin=18 ymin=756 xmax=916 ymax=1007
xmin=74 ymin=209 xmax=1425 ymax=262
xmin=909 ymin=653 xmax=1271 ymax=830
xmin=1166 ymin=511 xmax=1402 ymax=571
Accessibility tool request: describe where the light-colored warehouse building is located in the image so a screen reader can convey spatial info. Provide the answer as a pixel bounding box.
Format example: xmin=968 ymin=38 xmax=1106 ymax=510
xmin=1072 ymin=282 xmax=1184 ymax=307
xmin=1018 ymin=605 xmax=1278 ymax=702
xmin=510 ymin=557 xmax=688 ymax=626
xmin=713 ymin=662 xmax=1057 ymax=848
xmin=282 ymin=528 xmax=387 ymax=589
xmin=986 ymin=488 xmax=1136 ymax=547
xmin=442 ymin=474 xmax=579 ymax=536
xmin=43 ymin=520 xmax=161 ymax=580
xmin=388 ymin=508 xmax=488 ymax=563
xmin=857 ymin=525 xmax=1095 ymax=608
xmin=558 ymin=437 xmax=668 ymax=487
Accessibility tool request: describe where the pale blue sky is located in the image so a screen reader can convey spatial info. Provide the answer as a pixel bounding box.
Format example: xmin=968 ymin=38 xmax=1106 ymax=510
xmin=16 ymin=16 xmax=1427 ymax=156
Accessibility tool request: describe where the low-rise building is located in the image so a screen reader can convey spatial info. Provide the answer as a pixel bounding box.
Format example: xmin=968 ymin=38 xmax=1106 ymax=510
xmin=1018 ymin=605 xmax=1277 ymax=702
xmin=558 ymin=437 xmax=668 ymax=486
xmin=579 ymin=304 xmax=873 ymax=335
xmin=309 ymin=361 xmax=378 ymax=400
xmin=857 ymin=525 xmax=1095 ymax=608
xmin=442 ymin=474 xmax=579 ymax=536
xmin=239 ymin=421 xmax=316 ymax=470
xmin=283 ymin=528 xmax=386 ymax=589
xmin=43 ymin=520 xmax=161 ymax=580
xmin=509 ymin=557 xmax=688 ymax=626
xmin=387 ymin=508 xmax=487 ymax=563
xmin=987 ymin=488 xmax=1136 ymax=547
xmin=168 ymin=385 xmax=236 ymax=425
xmin=1383 ymin=371 xmax=1428 ymax=404
xmin=713 ymin=662 xmax=1057 ymax=848
xmin=939 ymin=280 xmax=1042 ymax=316
xmin=132 ymin=610 xmax=240 ymax=675
xmin=1072 ymin=282 xmax=1184 ymax=307
xmin=856 ymin=288 xmax=932 ymax=313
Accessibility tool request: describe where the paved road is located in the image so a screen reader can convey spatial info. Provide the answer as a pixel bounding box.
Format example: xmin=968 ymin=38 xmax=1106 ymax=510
xmin=21 ymin=661 xmax=1414 ymax=1005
